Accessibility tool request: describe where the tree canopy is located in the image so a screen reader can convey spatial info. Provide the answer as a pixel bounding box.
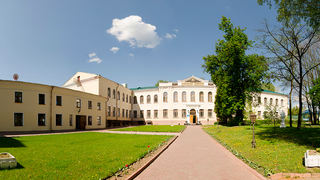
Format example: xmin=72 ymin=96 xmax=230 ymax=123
xmin=203 ymin=16 xmax=268 ymax=125
xmin=262 ymin=82 xmax=276 ymax=91
xmin=155 ymin=80 xmax=169 ymax=87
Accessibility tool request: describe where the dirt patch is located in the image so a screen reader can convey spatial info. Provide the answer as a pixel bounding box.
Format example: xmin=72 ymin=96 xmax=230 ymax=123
xmin=106 ymin=136 xmax=177 ymax=180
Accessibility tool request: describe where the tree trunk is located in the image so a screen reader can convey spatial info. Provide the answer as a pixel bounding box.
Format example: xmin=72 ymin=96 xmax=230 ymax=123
xmin=297 ymin=61 xmax=303 ymax=129
xmin=289 ymin=82 xmax=293 ymax=127
xmin=313 ymin=104 xmax=317 ymax=124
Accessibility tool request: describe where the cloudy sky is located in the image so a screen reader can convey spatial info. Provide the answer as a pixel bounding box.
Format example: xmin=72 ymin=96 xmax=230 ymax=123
xmin=0 ymin=0 xmax=278 ymax=88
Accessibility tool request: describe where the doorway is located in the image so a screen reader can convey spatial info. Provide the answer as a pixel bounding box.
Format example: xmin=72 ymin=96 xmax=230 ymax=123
xmin=76 ymin=115 xmax=86 ymax=130
xmin=190 ymin=109 xmax=197 ymax=124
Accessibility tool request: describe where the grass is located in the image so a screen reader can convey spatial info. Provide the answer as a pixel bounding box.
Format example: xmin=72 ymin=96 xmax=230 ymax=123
xmin=111 ymin=125 xmax=186 ymax=132
xmin=203 ymin=124 xmax=320 ymax=176
xmin=0 ymin=132 xmax=171 ymax=179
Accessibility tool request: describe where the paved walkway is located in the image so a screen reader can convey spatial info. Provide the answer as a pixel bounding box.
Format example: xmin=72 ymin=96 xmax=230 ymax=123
xmin=136 ymin=126 xmax=265 ymax=180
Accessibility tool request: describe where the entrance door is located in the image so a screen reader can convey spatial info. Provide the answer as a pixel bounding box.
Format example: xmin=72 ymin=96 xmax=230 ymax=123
xmin=76 ymin=115 xmax=86 ymax=130
xmin=189 ymin=109 xmax=197 ymax=124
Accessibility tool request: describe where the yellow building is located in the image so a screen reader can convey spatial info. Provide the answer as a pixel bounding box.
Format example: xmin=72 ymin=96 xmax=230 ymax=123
xmin=0 ymin=80 xmax=106 ymax=132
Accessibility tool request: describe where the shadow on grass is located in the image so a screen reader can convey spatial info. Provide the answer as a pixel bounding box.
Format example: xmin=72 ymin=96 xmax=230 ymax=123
xmin=0 ymin=163 xmax=24 ymax=171
xmin=255 ymin=126 xmax=320 ymax=148
xmin=0 ymin=137 xmax=25 ymax=148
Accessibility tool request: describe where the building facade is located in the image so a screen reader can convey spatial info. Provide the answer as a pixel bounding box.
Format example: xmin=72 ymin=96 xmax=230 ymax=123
xmin=0 ymin=72 xmax=288 ymax=132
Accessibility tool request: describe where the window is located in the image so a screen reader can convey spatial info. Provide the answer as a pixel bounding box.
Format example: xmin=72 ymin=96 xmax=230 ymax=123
xmin=134 ymin=96 xmax=137 ymax=104
xmin=97 ymin=116 xmax=101 ymax=125
xmin=147 ymin=95 xmax=151 ymax=104
xmin=163 ymin=92 xmax=168 ymax=103
xmin=200 ymin=109 xmax=204 ymax=118
xmin=154 ymin=110 xmax=158 ymax=118
xmin=56 ymin=96 xmax=62 ymax=106
xmin=258 ymin=97 xmax=261 ymax=104
xmin=122 ymin=109 xmax=125 ymax=117
xmin=97 ymin=102 xmax=101 ymax=110
xmin=258 ymin=111 xmax=261 ymax=118
xmin=76 ymin=99 xmax=81 ymax=108
xmin=208 ymin=92 xmax=212 ymax=102
xmin=38 ymin=113 xmax=46 ymax=126
xmin=140 ymin=110 xmax=144 ymax=118
xmin=117 ymin=91 xmax=120 ymax=100
xmin=39 ymin=94 xmax=45 ymax=105
xmin=281 ymin=99 xmax=284 ymax=106
xmin=108 ymin=88 xmax=111 ymax=97
xmin=163 ymin=109 xmax=168 ymax=118
xmin=270 ymin=98 xmax=273 ymax=105
xmin=154 ymin=95 xmax=158 ymax=103
xmin=140 ymin=95 xmax=144 ymax=104
xmin=14 ymin=113 xmax=23 ymax=126
xmin=173 ymin=91 xmax=178 ymax=102
xmin=88 ymin=101 xmax=92 ymax=109
xmin=113 ymin=107 xmax=116 ymax=117
xmin=133 ymin=110 xmax=137 ymax=118
xmin=208 ymin=109 xmax=212 ymax=118
xmin=122 ymin=93 xmax=125 ymax=102
xmin=130 ymin=110 xmax=132 ymax=118
xmin=182 ymin=91 xmax=186 ymax=102
xmin=276 ymin=99 xmax=278 ymax=106
xmin=108 ymin=106 xmax=111 ymax=116
xmin=69 ymin=114 xmax=73 ymax=126
xmin=88 ymin=116 xmax=92 ymax=126
xmin=264 ymin=97 xmax=267 ymax=106
xmin=147 ymin=110 xmax=151 ymax=118
xmin=15 ymin=92 xmax=22 ymax=103
xmin=126 ymin=110 xmax=128 ymax=118
xmin=126 ymin=95 xmax=128 ymax=103
xmin=113 ymin=89 xmax=116 ymax=99
xmin=173 ymin=109 xmax=178 ymax=118
xmin=191 ymin=91 xmax=195 ymax=102
xmin=117 ymin=108 xmax=120 ymax=117
xmin=182 ymin=109 xmax=186 ymax=118
xmin=130 ymin=96 xmax=132 ymax=103
xmin=199 ymin=91 xmax=204 ymax=102
xmin=56 ymin=114 xmax=62 ymax=126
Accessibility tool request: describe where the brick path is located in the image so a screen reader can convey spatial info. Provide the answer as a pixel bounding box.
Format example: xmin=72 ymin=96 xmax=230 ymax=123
xmin=135 ymin=126 xmax=265 ymax=180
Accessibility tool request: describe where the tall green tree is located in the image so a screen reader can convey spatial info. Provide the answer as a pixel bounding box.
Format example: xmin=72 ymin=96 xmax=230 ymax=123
xmin=203 ymin=17 xmax=268 ymax=125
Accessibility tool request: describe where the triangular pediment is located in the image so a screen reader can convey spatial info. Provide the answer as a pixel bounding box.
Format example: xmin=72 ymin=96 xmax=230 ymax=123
xmin=182 ymin=76 xmax=205 ymax=83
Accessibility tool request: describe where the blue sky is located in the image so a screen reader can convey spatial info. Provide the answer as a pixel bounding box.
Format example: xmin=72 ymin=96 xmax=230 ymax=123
xmin=0 ymin=0 xmax=279 ymax=88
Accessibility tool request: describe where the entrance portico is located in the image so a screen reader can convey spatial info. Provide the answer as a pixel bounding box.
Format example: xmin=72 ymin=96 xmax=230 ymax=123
xmin=186 ymin=104 xmax=200 ymax=124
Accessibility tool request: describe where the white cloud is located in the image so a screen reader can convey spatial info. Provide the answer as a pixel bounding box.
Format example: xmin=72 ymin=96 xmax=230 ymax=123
xmin=107 ymin=15 xmax=161 ymax=48
xmin=110 ymin=46 xmax=120 ymax=53
xmin=165 ymin=33 xmax=177 ymax=39
xmin=88 ymin=52 xmax=102 ymax=64
xmin=173 ymin=29 xmax=179 ymax=33
xmin=129 ymin=53 xmax=134 ymax=57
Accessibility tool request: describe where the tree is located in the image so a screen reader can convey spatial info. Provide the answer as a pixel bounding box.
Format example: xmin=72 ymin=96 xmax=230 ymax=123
xmin=309 ymin=77 xmax=320 ymax=110
xmin=264 ymin=104 xmax=281 ymax=127
xmin=257 ymin=0 xmax=320 ymax=30
xmin=260 ymin=21 xmax=320 ymax=129
xmin=203 ymin=16 xmax=268 ymax=125
xmin=262 ymin=82 xmax=276 ymax=91
xmin=155 ymin=80 xmax=169 ymax=87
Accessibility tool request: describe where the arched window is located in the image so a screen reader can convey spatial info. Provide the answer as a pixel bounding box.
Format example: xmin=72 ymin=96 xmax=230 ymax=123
xmin=270 ymin=98 xmax=273 ymax=105
xmin=208 ymin=92 xmax=212 ymax=102
xmin=117 ymin=91 xmax=120 ymax=100
xmin=191 ymin=91 xmax=195 ymax=102
xmin=163 ymin=92 xmax=168 ymax=103
xmin=107 ymin=88 xmax=111 ymax=97
xmin=134 ymin=96 xmax=137 ymax=104
xmin=126 ymin=95 xmax=128 ymax=103
xmin=275 ymin=99 xmax=278 ymax=106
xmin=147 ymin=95 xmax=151 ymax=104
xmin=264 ymin=97 xmax=267 ymax=105
xmin=113 ymin=89 xmax=116 ymax=99
xmin=154 ymin=95 xmax=158 ymax=103
xmin=199 ymin=91 xmax=204 ymax=102
xmin=173 ymin=91 xmax=178 ymax=102
xmin=129 ymin=96 xmax=132 ymax=103
xmin=122 ymin=93 xmax=125 ymax=102
xmin=140 ymin=95 xmax=144 ymax=104
xmin=281 ymin=99 xmax=284 ymax=106
xmin=182 ymin=91 xmax=186 ymax=102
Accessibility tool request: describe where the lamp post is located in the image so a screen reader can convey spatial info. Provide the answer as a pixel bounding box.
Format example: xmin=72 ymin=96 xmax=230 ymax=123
xmin=250 ymin=114 xmax=257 ymax=148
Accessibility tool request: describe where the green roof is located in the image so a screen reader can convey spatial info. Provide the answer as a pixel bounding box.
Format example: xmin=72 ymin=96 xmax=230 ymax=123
xmin=130 ymin=86 xmax=158 ymax=90
xmin=262 ymin=89 xmax=287 ymax=96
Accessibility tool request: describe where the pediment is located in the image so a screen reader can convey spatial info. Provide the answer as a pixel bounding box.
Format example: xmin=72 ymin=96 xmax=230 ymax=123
xmin=182 ymin=76 xmax=205 ymax=83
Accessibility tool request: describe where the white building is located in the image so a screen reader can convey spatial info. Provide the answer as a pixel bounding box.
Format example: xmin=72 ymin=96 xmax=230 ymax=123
xmin=62 ymin=72 xmax=288 ymax=126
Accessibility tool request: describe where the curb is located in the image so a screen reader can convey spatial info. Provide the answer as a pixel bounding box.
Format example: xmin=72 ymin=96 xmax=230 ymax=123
xmin=126 ymin=135 xmax=179 ymax=180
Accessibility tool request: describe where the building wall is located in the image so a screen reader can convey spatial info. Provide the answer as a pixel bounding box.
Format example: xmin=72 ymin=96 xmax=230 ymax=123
xmin=0 ymin=80 xmax=106 ymax=132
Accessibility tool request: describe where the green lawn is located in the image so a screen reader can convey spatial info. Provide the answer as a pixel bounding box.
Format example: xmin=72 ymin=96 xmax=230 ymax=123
xmin=0 ymin=132 xmax=171 ymax=179
xmin=203 ymin=125 xmax=320 ymax=176
xmin=111 ymin=125 xmax=186 ymax=132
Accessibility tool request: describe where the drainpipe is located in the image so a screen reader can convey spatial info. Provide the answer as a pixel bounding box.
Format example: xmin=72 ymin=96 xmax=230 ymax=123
xmin=50 ymin=86 xmax=54 ymax=131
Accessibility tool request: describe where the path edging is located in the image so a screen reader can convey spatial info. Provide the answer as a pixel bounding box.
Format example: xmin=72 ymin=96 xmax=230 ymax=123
xmin=126 ymin=135 xmax=179 ymax=180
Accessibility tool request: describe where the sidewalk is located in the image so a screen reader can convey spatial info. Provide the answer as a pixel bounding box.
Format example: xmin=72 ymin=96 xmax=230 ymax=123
xmin=135 ymin=126 xmax=265 ymax=180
